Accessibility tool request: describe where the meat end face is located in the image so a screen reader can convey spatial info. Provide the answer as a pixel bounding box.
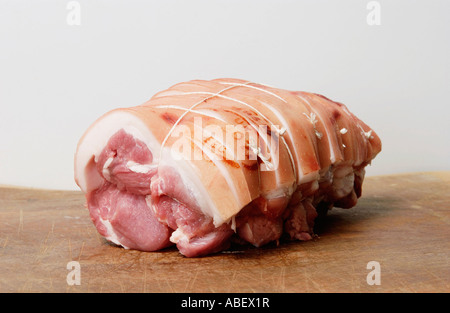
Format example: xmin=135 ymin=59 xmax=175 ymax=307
xmin=87 ymin=130 xmax=172 ymax=251
xmin=86 ymin=129 xmax=236 ymax=257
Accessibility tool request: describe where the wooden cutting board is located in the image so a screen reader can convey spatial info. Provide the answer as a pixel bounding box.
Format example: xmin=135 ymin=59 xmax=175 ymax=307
xmin=0 ymin=172 xmax=449 ymax=293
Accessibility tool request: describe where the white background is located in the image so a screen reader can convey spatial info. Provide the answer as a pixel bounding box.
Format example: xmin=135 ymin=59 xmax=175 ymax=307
xmin=1 ymin=0 xmax=449 ymax=190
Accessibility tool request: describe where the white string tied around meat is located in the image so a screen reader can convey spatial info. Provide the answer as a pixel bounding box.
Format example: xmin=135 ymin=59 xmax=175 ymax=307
xmin=158 ymin=81 xmax=293 ymax=175
xmin=158 ymin=83 xmax=251 ymax=162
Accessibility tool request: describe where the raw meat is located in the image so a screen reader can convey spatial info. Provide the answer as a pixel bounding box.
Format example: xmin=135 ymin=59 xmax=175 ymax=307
xmin=74 ymin=78 xmax=381 ymax=257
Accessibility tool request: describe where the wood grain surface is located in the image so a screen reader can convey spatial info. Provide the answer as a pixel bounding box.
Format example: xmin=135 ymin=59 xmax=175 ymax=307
xmin=0 ymin=172 xmax=449 ymax=293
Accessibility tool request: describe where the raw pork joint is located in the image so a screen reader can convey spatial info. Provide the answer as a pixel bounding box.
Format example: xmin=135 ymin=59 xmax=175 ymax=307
xmin=74 ymin=78 xmax=381 ymax=257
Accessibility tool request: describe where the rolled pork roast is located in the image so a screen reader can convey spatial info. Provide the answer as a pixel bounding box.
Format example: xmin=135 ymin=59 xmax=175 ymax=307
xmin=74 ymin=78 xmax=381 ymax=257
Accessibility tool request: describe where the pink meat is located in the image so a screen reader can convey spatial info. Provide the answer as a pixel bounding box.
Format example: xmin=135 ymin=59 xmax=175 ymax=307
xmin=150 ymin=166 xmax=234 ymax=257
xmin=87 ymin=130 xmax=172 ymax=251
xmin=87 ymin=182 xmax=172 ymax=251
xmin=284 ymin=199 xmax=318 ymax=241
xmin=235 ymin=197 xmax=285 ymax=247
xmin=96 ymin=129 xmax=156 ymax=195
xmin=176 ymin=225 xmax=234 ymax=258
